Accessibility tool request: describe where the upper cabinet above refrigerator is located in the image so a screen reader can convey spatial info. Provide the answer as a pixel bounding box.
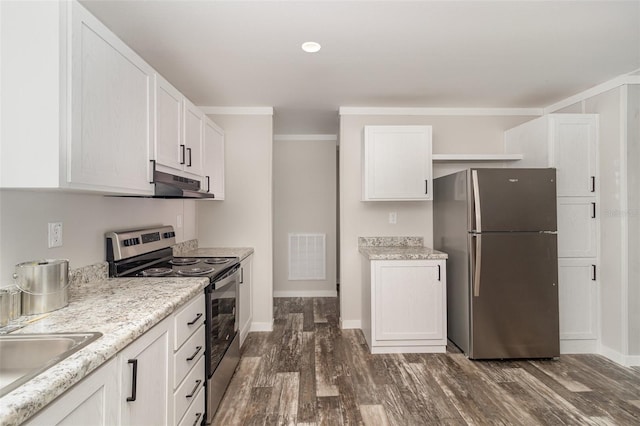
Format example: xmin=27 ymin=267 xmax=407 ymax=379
xmin=362 ymin=125 xmax=433 ymax=201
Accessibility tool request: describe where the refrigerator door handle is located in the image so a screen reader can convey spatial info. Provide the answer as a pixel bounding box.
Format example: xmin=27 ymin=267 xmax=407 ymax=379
xmin=472 ymin=233 xmax=482 ymax=297
xmin=471 ymin=170 xmax=482 ymax=232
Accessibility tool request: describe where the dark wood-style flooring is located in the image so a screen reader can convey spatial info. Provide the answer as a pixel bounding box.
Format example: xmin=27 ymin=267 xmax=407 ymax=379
xmin=213 ymin=297 xmax=640 ymax=425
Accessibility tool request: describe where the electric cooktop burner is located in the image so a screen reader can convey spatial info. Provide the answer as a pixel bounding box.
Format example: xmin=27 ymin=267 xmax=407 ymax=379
xmin=142 ymin=267 xmax=173 ymax=277
xmin=204 ymin=258 xmax=232 ymax=265
xmin=177 ymin=266 xmax=216 ymax=276
xmin=169 ymin=258 xmax=199 ymax=266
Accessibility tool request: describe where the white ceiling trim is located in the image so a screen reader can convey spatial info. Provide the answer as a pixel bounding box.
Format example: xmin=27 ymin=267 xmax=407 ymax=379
xmin=338 ymin=107 xmax=543 ymax=116
xmin=544 ymin=73 xmax=640 ymax=114
xmin=273 ymin=134 xmax=338 ymax=142
xmin=200 ymin=106 xmax=274 ymax=115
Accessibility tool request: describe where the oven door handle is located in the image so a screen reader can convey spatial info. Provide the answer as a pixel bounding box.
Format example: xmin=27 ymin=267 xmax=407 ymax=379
xmin=211 ymin=264 xmax=241 ymax=291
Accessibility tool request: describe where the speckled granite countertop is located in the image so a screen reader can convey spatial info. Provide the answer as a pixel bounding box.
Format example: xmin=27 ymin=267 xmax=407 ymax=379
xmin=177 ymin=246 xmax=254 ymax=262
xmin=358 ymin=236 xmax=448 ymax=260
xmin=0 ymin=276 xmax=208 ymax=426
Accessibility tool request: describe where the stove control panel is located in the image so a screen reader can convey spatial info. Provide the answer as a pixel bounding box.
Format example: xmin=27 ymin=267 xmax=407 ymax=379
xmin=106 ymin=225 xmax=177 ymax=261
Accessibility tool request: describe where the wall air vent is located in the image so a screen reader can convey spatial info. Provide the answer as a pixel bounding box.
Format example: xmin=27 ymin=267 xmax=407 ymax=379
xmin=288 ymin=233 xmax=326 ymax=280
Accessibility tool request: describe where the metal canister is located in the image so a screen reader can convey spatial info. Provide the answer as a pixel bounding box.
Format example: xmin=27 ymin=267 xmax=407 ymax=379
xmin=13 ymin=259 xmax=69 ymax=315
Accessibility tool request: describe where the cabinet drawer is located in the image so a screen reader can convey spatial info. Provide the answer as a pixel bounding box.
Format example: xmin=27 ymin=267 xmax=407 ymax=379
xmin=177 ymin=383 xmax=205 ymax=426
xmin=174 ymin=324 xmax=205 ymax=388
xmin=174 ymin=293 xmax=205 ymax=350
xmin=174 ymin=356 xmax=205 ymax=426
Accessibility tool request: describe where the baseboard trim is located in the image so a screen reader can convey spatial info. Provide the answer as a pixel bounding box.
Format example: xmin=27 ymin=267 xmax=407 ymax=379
xmin=250 ymin=321 xmax=273 ymax=332
xmin=560 ymin=339 xmax=598 ymax=354
xmin=273 ymin=290 xmax=338 ymax=297
xmin=600 ymin=344 xmax=640 ymax=367
xmin=340 ymin=319 xmax=362 ymax=329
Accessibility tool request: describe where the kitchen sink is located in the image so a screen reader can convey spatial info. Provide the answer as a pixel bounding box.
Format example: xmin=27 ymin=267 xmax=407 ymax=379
xmin=0 ymin=332 xmax=102 ymax=397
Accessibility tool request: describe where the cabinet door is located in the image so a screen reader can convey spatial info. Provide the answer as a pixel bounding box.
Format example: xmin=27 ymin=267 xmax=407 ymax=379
xmin=69 ymin=2 xmax=153 ymax=194
xmin=202 ymin=117 xmax=225 ymax=199
xmin=557 ymin=198 xmax=597 ymax=257
xmin=363 ymin=126 xmax=432 ymax=201
xmin=373 ymin=260 xmax=444 ymax=341
xmin=155 ymin=75 xmax=184 ymax=171
xmin=183 ymin=99 xmax=204 ymax=177
xmin=119 ymin=323 xmax=170 ymax=425
xmin=558 ymin=259 xmax=598 ymax=340
xmin=26 ymin=359 xmax=118 ymax=426
xmin=239 ymin=256 xmax=253 ymax=346
xmin=550 ymin=115 xmax=597 ymax=197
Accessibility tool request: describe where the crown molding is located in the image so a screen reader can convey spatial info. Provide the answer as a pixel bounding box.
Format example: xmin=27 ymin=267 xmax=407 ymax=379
xmin=544 ymin=74 xmax=640 ymax=113
xmin=199 ymin=106 xmax=274 ymax=115
xmin=273 ymin=134 xmax=338 ymax=142
xmin=338 ymin=107 xmax=543 ymax=116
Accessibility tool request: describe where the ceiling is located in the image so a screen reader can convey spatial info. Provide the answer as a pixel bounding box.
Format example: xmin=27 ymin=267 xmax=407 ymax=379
xmin=80 ymin=0 xmax=640 ymax=135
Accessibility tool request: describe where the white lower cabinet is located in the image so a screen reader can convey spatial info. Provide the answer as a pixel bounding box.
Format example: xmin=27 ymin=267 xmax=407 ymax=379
xmin=362 ymin=259 xmax=446 ymax=354
xmin=26 ymin=358 xmax=118 ymax=426
xmin=25 ymin=292 xmax=206 ymax=426
xmin=119 ymin=318 xmax=171 ymax=426
xmin=239 ymin=255 xmax=253 ymax=347
xmin=558 ymin=258 xmax=598 ymax=350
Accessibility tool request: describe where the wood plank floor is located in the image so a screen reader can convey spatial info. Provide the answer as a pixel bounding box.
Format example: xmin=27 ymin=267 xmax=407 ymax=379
xmin=213 ymin=297 xmax=640 ymax=426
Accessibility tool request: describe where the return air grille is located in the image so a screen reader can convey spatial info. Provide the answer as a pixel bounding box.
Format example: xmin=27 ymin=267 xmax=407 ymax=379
xmin=288 ymin=233 xmax=326 ymax=280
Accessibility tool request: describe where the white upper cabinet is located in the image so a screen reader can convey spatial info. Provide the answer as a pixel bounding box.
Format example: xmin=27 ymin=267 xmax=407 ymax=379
xmin=202 ymin=117 xmax=225 ymax=199
xmin=505 ymin=114 xmax=598 ymax=197
xmin=0 ymin=1 xmax=154 ymax=195
xmin=183 ymin=99 xmax=204 ymax=177
xmin=154 ymin=75 xmax=184 ymax=171
xmin=362 ymin=125 xmax=433 ymax=201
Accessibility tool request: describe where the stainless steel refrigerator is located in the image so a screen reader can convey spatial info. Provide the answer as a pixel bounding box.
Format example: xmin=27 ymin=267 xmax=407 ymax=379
xmin=434 ymin=168 xmax=559 ymax=359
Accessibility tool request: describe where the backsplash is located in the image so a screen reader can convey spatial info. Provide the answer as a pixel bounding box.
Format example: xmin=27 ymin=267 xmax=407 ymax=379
xmin=173 ymin=239 xmax=199 ymax=256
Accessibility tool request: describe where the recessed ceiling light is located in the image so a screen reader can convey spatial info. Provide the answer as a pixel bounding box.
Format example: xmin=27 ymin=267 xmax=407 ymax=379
xmin=301 ymin=41 xmax=321 ymax=53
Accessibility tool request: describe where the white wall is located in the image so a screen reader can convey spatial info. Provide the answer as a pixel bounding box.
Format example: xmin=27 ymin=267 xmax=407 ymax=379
xmin=338 ymin=113 xmax=535 ymax=327
xmin=627 ymin=84 xmax=640 ymax=355
xmin=0 ymin=190 xmax=196 ymax=284
xmin=196 ymin=113 xmax=274 ymax=330
xmin=273 ymin=136 xmax=337 ymax=297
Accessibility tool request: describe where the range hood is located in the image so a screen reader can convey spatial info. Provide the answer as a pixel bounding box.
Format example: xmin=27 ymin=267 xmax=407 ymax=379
xmin=153 ymin=170 xmax=214 ymax=199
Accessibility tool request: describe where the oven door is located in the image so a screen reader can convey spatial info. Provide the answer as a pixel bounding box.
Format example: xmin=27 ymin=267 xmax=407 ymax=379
xmin=205 ymin=264 xmax=240 ymax=423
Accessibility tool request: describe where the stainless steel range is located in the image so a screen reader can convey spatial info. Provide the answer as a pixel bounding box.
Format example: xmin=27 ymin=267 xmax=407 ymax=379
xmin=106 ymin=225 xmax=240 ymax=425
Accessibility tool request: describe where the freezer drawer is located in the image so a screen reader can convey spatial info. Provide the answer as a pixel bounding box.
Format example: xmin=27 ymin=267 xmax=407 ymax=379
xmin=471 ymin=168 xmax=557 ymax=232
xmin=469 ymin=232 xmax=559 ymax=359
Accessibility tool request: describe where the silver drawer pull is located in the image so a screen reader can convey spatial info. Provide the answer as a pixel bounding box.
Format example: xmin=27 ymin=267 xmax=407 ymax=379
xmin=186 ymin=345 xmax=202 ymax=361
xmin=187 ymin=313 xmax=203 ymax=326
xmin=185 ymin=379 xmax=202 ymax=398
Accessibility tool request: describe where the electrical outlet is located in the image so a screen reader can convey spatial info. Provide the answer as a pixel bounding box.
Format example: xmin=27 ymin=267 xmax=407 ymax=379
xmin=177 ymin=214 xmax=183 ymax=228
xmin=389 ymin=212 xmax=397 ymax=224
xmin=48 ymin=222 xmax=63 ymax=248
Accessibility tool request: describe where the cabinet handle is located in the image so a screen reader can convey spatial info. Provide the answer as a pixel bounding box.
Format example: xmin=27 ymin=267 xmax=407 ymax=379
xmin=206 ymin=176 xmax=211 ymax=193
xmin=149 ymin=159 xmax=156 ymax=184
xmin=591 ymin=176 xmax=596 ymax=192
xmin=425 ymin=179 xmax=428 ymax=195
xmin=240 ymin=267 xmax=244 ymax=284
xmin=180 ymin=144 xmax=186 ymax=165
xmin=437 ymin=264 xmax=441 ymax=281
xmin=591 ymin=202 xmax=596 ymax=218
xmin=186 ymin=345 xmax=203 ymax=362
xmin=187 ymin=147 xmax=192 ymax=167
xmin=126 ymin=359 xmax=138 ymax=402
xmin=185 ymin=379 xmax=202 ymax=398
xmin=592 ymin=264 xmax=597 ymax=281
xmin=187 ymin=312 xmax=203 ymax=326
xmin=192 ymin=413 xmax=203 ymax=426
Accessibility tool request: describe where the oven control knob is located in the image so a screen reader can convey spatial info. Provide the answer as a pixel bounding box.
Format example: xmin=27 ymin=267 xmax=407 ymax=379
xmin=163 ymin=232 xmax=175 ymax=239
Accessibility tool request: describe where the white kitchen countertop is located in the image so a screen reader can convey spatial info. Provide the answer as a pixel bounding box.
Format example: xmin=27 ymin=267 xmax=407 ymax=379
xmin=0 ymin=276 xmax=208 ymax=426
